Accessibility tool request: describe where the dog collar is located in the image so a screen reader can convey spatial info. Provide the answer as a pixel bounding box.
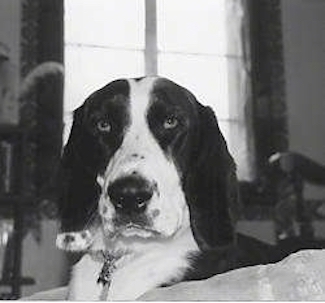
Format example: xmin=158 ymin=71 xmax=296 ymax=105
xmin=97 ymin=252 xmax=118 ymax=287
xmin=89 ymin=250 xmax=123 ymax=288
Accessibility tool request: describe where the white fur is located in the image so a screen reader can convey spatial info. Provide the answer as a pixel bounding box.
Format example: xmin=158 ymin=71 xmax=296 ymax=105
xmin=67 ymin=77 xmax=200 ymax=300
xmin=69 ymin=223 xmax=198 ymax=300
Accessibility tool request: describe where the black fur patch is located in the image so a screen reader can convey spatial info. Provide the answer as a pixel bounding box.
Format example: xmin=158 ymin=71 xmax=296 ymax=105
xmin=57 ymin=80 xmax=130 ymax=232
xmin=148 ymin=78 xmax=238 ymax=250
xmin=147 ymin=78 xmax=197 ymax=174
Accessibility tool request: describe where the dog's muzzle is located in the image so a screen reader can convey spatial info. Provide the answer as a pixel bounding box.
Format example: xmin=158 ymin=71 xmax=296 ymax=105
xmin=107 ymin=175 xmax=155 ymax=215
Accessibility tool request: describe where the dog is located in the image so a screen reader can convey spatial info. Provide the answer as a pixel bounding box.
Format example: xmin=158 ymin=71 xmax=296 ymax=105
xmin=56 ymin=76 xmax=239 ymax=300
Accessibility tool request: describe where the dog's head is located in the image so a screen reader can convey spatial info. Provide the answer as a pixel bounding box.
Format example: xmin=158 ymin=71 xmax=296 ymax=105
xmin=57 ymin=76 xmax=238 ymax=252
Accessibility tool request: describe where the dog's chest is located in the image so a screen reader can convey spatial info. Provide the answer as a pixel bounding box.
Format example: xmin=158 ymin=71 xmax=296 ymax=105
xmin=69 ymin=244 xmax=195 ymax=300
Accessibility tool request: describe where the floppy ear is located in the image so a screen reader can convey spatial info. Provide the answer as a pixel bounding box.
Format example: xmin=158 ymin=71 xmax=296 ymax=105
xmin=185 ymin=104 xmax=238 ymax=251
xmin=57 ymin=105 xmax=102 ymax=232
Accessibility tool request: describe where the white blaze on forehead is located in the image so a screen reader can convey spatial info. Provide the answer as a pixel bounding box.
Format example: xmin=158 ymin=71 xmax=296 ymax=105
xmin=101 ymin=77 xmax=159 ymax=181
xmin=126 ymin=77 xmax=158 ymax=129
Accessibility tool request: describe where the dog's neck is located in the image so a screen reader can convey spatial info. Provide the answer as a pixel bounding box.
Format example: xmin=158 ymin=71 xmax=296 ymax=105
xmin=88 ymin=250 xmax=125 ymax=289
xmin=68 ymin=227 xmax=199 ymax=300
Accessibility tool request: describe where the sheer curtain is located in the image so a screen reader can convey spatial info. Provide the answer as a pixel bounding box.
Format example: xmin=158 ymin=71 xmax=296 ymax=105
xmin=225 ymin=0 xmax=255 ymax=181
xmin=63 ymin=0 xmax=254 ymax=180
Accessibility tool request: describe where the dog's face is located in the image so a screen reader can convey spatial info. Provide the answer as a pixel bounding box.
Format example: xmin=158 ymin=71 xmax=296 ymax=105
xmin=57 ymin=76 xmax=238 ymax=251
xmin=92 ymin=77 xmax=196 ymax=239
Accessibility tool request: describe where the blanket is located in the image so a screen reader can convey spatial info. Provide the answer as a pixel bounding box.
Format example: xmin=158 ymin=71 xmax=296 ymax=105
xmin=23 ymin=249 xmax=325 ymax=301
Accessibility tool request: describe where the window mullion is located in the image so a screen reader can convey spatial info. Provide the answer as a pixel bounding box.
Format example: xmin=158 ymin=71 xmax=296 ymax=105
xmin=145 ymin=0 xmax=157 ymax=75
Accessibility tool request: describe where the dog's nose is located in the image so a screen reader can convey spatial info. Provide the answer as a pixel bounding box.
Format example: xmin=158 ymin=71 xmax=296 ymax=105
xmin=107 ymin=176 xmax=154 ymax=214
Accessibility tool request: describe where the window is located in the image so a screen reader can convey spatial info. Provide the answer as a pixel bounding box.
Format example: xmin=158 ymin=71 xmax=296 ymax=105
xmin=64 ymin=0 xmax=253 ymax=180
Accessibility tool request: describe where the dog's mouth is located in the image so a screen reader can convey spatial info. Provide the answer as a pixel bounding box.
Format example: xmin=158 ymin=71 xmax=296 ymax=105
xmin=103 ymin=218 xmax=160 ymax=239
xmin=115 ymin=222 xmax=160 ymax=238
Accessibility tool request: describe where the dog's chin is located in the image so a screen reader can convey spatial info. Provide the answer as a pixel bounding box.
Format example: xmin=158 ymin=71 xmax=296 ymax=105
xmin=117 ymin=224 xmax=160 ymax=239
xmin=104 ymin=222 xmax=162 ymax=240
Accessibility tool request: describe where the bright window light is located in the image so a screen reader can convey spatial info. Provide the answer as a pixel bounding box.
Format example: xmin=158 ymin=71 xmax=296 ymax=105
xmin=64 ymin=0 xmax=145 ymax=49
xmin=64 ymin=0 xmax=145 ymax=113
xmin=157 ymin=0 xmax=227 ymax=55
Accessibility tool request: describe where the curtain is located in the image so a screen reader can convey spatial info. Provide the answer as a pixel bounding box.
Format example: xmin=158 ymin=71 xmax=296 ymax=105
xmin=224 ymin=0 xmax=255 ymax=181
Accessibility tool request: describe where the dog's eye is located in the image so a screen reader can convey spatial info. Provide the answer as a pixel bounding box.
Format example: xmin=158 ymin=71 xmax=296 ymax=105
xmin=97 ymin=120 xmax=111 ymax=132
xmin=163 ymin=116 xmax=179 ymax=129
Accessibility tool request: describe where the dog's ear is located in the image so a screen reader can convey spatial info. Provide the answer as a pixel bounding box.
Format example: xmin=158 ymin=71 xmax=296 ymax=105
xmin=185 ymin=103 xmax=238 ymax=251
xmin=57 ymin=105 xmax=102 ymax=232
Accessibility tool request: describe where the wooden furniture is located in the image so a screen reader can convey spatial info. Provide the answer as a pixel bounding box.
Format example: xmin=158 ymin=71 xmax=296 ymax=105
xmin=0 ymin=125 xmax=35 ymax=299
xmin=269 ymin=151 xmax=325 ymax=257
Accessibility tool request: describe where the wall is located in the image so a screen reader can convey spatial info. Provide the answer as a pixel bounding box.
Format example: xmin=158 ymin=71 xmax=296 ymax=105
xmin=21 ymin=221 xmax=69 ymax=297
xmin=281 ymin=0 xmax=325 ymax=199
